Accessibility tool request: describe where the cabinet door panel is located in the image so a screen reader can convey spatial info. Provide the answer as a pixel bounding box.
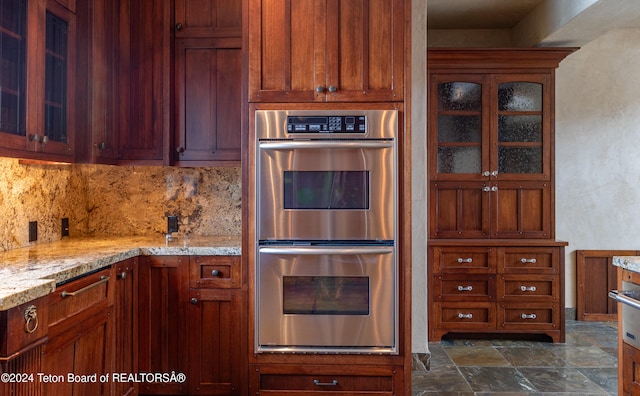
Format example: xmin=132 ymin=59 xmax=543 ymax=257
xmin=430 ymin=181 xmax=490 ymax=239
xmin=189 ymin=289 xmax=242 ymax=395
xmin=175 ymin=38 xmax=242 ymax=163
xmin=138 ymin=256 xmax=189 ymax=394
xmin=491 ymin=181 xmax=551 ymax=239
xmin=114 ymin=259 xmax=138 ymax=396
xmin=175 ymin=0 xmax=242 ymax=37
xmin=249 ymin=0 xmax=320 ymax=102
xmin=325 ymin=0 xmax=404 ymax=102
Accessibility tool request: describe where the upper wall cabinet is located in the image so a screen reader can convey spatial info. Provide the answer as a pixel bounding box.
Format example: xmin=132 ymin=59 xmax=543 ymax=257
xmin=248 ymin=0 xmax=405 ymax=102
xmin=175 ymin=0 xmax=242 ymax=38
xmin=0 ymin=0 xmax=75 ymax=162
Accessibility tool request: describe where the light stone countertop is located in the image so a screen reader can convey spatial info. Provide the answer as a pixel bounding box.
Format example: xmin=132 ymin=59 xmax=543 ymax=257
xmin=612 ymin=256 xmax=640 ymax=274
xmin=0 ymin=235 xmax=241 ymax=310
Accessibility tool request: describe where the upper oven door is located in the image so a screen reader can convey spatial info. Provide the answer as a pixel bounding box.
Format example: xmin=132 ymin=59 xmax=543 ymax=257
xmin=257 ymin=139 xmax=396 ymax=241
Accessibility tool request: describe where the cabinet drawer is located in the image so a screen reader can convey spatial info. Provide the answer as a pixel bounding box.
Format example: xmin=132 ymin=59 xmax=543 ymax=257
xmin=435 ymin=302 xmax=495 ymax=330
xmin=434 ymin=274 xmax=494 ymax=302
xmin=251 ymin=364 xmax=400 ymax=395
xmin=499 ymin=247 xmax=558 ymax=274
xmin=432 ymin=247 xmax=495 ymax=273
xmin=189 ymin=255 xmax=240 ymax=289
xmin=498 ymin=275 xmax=558 ymax=302
xmin=0 ymin=295 xmax=49 ymax=358
xmin=499 ymin=303 xmax=559 ymax=330
xmin=48 ymin=267 xmax=113 ymax=330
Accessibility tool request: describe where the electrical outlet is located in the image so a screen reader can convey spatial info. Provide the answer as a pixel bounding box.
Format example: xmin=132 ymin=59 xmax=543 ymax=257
xmin=29 ymin=221 xmax=37 ymax=242
xmin=61 ymin=217 xmax=69 ymax=237
xmin=167 ymin=216 xmax=179 ymax=234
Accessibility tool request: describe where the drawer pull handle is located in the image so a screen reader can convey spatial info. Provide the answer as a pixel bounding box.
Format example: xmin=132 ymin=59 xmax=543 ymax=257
xmin=458 ymin=313 xmax=473 ymax=319
xmin=457 ymin=258 xmax=473 ymax=263
xmin=24 ymin=305 xmax=38 ymax=334
xmin=521 ymin=313 xmax=537 ymax=319
xmin=313 ymin=379 xmax=338 ymax=386
xmin=520 ymin=285 xmax=537 ymax=292
xmin=457 ymin=285 xmax=473 ymax=292
xmin=520 ymin=258 xmax=537 ymax=263
xmin=211 ymin=269 xmax=219 ymax=277
xmin=61 ymin=276 xmax=110 ymax=298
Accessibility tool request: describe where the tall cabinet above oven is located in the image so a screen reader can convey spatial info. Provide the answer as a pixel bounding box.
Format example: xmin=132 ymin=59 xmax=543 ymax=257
xmin=427 ymin=48 xmax=575 ymax=343
xmin=245 ymin=0 xmax=411 ymax=394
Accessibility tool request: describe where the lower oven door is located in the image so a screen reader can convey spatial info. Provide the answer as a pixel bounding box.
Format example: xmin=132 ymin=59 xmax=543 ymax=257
xmin=257 ymin=245 xmax=397 ymax=354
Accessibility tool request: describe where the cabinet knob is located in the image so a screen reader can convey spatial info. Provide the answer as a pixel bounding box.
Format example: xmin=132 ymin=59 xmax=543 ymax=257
xmin=176 ymin=146 xmax=185 ymax=154
xmin=211 ymin=269 xmax=219 ymax=277
xmin=316 ymin=86 xmax=325 ymax=93
xmin=328 ymin=85 xmax=337 ymax=93
xmin=176 ymin=23 xmax=183 ymax=31
xmin=29 ymin=134 xmax=41 ymax=142
xmin=42 ymin=136 xmax=49 ymax=144
xmin=191 ymin=298 xmax=198 ymax=305
xmin=118 ymin=271 xmax=127 ymax=279
xmin=97 ymin=142 xmax=107 ymax=150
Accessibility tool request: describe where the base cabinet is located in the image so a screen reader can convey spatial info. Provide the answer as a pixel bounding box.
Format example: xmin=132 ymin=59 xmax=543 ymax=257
xmin=249 ymin=364 xmax=404 ymax=395
xmin=429 ymin=242 xmax=566 ymax=342
xmin=113 ymin=258 xmax=139 ymax=396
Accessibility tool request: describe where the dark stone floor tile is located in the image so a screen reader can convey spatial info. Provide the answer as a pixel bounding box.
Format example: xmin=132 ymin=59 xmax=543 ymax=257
xmin=444 ymin=346 xmax=511 ymax=367
xmin=517 ymin=367 xmax=609 ymax=394
xmin=458 ymin=367 xmax=537 ymax=393
xmin=427 ymin=343 xmax=455 ymax=368
xmin=497 ymin=346 xmax=567 ymax=367
xmin=547 ymin=346 xmax=618 ymax=367
xmin=411 ymin=366 xmax=472 ymax=393
xmin=578 ymin=367 xmax=618 ymax=395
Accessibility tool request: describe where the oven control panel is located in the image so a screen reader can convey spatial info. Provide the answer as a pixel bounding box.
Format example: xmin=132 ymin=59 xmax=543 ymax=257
xmin=287 ymin=115 xmax=366 ymax=133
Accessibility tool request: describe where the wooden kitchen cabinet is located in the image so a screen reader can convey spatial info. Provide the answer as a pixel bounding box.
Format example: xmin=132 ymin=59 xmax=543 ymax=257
xmin=113 ymin=258 xmax=138 ymax=396
xmin=173 ymin=38 xmax=242 ymax=165
xmin=0 ymin=0 xmax=76 ymax=162
xmin=42 ymin=266 xmax=114 ymax=396
xmin=427 ymin=49 xmax=574 ymax=342
xmin=188 ymin=255 xmax=244 ymax=395
xmin=248 ymin=0 xmax=405 ymax=102
xmin=138 ymin=256 xmax=190 ymax=394
xmin=174 ymin=0 xmax=242 ymax=38
xmin=429 ymin=242 xmax=566 ymax=342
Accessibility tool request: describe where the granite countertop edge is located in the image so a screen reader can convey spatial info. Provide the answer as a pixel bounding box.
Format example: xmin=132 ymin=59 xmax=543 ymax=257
xmin=0 ymin=235 xmax=241 ymax=311
xmin=612 ymin=256 xmax=640 ymax=274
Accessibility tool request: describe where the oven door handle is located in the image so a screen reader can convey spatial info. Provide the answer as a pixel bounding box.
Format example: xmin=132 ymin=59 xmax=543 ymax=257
xmin=609 ymin=290 xmax=640 ymax=310
xmin=259 ymin=246 xmax=394 ymax=255
xmin=259 ymin=141 xmax=394 ymax=150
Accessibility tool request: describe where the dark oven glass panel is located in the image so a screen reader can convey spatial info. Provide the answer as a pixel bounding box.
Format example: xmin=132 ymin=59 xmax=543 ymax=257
xmin=283 ymin=276 xmax=369 ymax=315
xmin=283 ymin=171 xmax=369 ymax=210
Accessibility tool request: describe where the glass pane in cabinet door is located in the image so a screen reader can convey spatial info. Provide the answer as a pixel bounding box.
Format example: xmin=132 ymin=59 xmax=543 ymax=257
xmin=0 ymin=0 xmax=26 ymax=136
xmin=44 ymin=12 xmax=68 ymax=143
xmin=438 ymin=147 xmax=481 ymax=174
xmin=498 ymin=82 xmax=542 ymax=111
xmin=438 ymin=115 xmax=481 ymax=143
xmin=498 ymin=115 xmax=542 ymax=142
xmin=498 ymin=147 xmax=542 ymax=173
xmin=438 ymin=82 xmax=481 ymax=111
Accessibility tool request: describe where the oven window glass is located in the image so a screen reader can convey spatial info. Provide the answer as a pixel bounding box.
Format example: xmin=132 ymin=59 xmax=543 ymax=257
xmin=283 ymin=276 xmax=369 ymax=315
xmin=283 ymin=171 xmax=369 ymax=209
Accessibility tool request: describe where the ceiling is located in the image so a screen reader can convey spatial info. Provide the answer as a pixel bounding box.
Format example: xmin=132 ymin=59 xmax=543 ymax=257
xmin=427 ymin=0 xmax=545 ymax=30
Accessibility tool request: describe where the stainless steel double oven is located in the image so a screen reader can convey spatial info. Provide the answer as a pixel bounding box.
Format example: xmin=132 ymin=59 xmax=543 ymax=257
xmin=255 ymin=109 xmax=398 ymax=354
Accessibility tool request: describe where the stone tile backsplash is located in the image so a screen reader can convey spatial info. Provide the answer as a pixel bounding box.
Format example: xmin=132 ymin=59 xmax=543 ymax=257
xmin=0 ymin=157 xmax=241 ymax=251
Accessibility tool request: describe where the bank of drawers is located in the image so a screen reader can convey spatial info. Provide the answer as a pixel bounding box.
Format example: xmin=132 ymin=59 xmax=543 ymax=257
xmin=430 ymin=245 xmax=563 ymax=340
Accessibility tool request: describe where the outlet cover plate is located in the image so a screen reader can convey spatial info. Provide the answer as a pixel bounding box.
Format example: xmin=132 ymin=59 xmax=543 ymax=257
xmin=29 ymin=221 xmax=37 ymax=242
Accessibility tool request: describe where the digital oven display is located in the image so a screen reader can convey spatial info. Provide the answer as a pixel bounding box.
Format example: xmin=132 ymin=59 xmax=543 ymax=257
xmin=286 ymin=115 xmax=366 ymax=133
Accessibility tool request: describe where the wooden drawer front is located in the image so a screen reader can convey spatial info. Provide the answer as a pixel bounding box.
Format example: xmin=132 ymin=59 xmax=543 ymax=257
xmin=48 ymin=267 xmax=113 ymax=330
xmin=433 ymin=247 xmax=494 ymax=274
xmin=436 ymin=302 xmax=495 ymax=330
xmin=0 ymin=295 xmax=49 ymax=358
xmin=434 ymin=274 xmax=494 ymax=302
xmin=498 ymin=275 xmax=558 ymax=302
xmin=499 ymin=247 xmax=558 ymax=274
xmin=623 ymin=342 xmax=640 ymax=396
xmin=499 ymin=303 xmax=558 ymax=330
xmin=190 ymin=255 xmax=240 ymax=289
xmin=252 ymin=365 xmax=399 ymax=395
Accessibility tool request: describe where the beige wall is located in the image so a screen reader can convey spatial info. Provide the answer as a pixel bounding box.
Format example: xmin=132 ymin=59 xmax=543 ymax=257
xmin=555 ymin=28 xmax=640 ymax=307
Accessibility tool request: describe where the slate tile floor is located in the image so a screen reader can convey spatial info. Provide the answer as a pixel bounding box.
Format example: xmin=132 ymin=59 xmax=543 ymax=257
xmin=412 ymin=320 xmax=619 ymax=395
